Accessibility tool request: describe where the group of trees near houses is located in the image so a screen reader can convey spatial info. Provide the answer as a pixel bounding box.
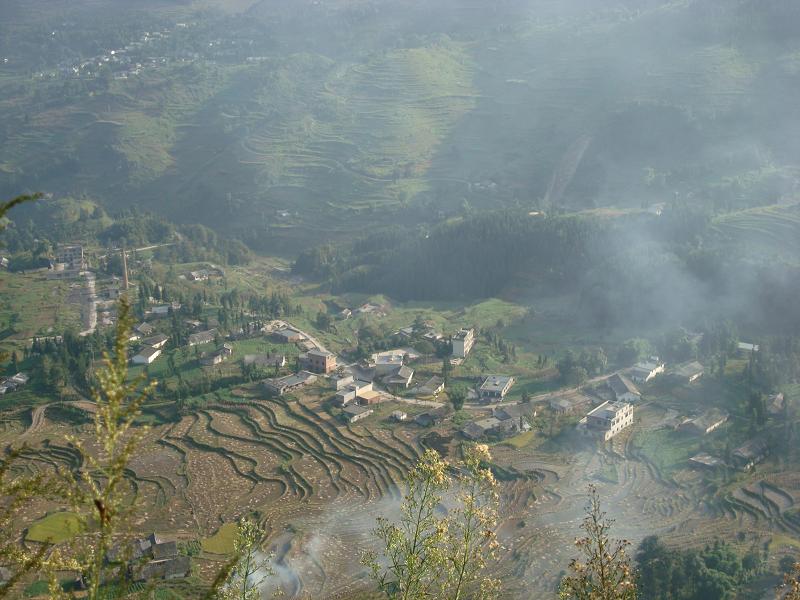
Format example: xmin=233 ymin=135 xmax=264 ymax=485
xmin=635 ymin=536 xmax=766 ymax=600
xmin=2 ymin=198 xmax=252 ymax=272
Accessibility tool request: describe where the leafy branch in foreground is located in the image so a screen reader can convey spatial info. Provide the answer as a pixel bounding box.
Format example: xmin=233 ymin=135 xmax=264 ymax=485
xmin=560 ymin=485 xmax=637 ymax=600
xmin=210 ymin=518 xmax=275 ymax=600
xmin=782 ymin=561 xmax=800 ymax=600
xmin=0 ymin=447 xmax=70 ymax=597
xmin=363 ymin=445 xmax=500 ymax=600
xmin=55 ymin=296 xmax=155 ymax=599
xmin=0 ymin=192 xmax=42 ymax=222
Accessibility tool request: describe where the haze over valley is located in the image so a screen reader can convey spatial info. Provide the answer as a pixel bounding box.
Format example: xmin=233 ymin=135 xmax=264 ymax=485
xmin=1 ymin=1 xmax=800 ymax=598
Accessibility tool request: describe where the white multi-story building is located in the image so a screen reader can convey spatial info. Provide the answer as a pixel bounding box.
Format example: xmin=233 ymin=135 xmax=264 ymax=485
xmin=584 ymin=401 xmax=633 ymax=441
xmin=452 ymin=328 xmax=475 ymax=359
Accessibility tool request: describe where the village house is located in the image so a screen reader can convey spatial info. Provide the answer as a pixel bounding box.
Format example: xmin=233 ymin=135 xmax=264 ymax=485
xmin=142 ymin=334 xmax=169 ymax=350
xmin=607 ymin=374 xmax=640 ymax=403
xmin=338 ymin=308 xmax=352 ymax=320
xmin=392 ymin=410 xmax=408 ymax=421
xmin=188 ymin=269 xmax=210 ymax=281
xmin=151 ymin=302 xmax=181 ymax=316
xmin=479 ymin=375 xmax=515 ymax=403
xmin=462 ymin=417 xmax=504 ymax=440
xmin=629 ymin=358 xmax=665 ymax=383
xmin=373 ymin=352 xmax=405 ymax=375
xmin=582 ymin=401 xmax=633 ymax=441
xmin=493 ymin=404 xmax=531 ymax=430
xmin=417 ymin=376 xmax=445 ymax=397
xmin=689 ymin=453 xmax=725 ymax=470
xmin=188 ymin=329 xmax=218 ymax=346
xmin=184 ymin=319 xmax=202 ymax=330
xmin=136 ymin=322 xmax=155 ymax=336
xmin=767 ymin=393 xmax=788 ymax=417
xmin=357 ymin=388 xmax=384 ymax=405
xmin=737 ymin=342 xmax=760 ymax=357
xmin=0 ymin=373 xmax=29 ymax=395
xmin=331 ymin=372 xmax=355 ymax=390
xmin=673 ymin=361 xmax=704 ymax=383
xmin=132 ymin=346 xmax=161 ymax=365
xmin=549 ymin=393 xmax=591 ymax=415
xmin=272 ymin=328 xmax=305 ymax=344
xmin=678 ymin=408 xmax=729 ymax=435
xmin=343 ymin=405 xmax=373 ymax=423
xmin=385 ymin=365 xmax=414 ymax=390
xmin=451 ymin=328 xmax=475 ymax=359
xmin=732 ymin=438 xmax=769 ymax=470
xmin=304 ymin=349 xmax=337 ymax=374
xmin=263 ymin=371 xmax=317 ymax=396
xmin=200 ymin=345 xmax=232 ymax=367
xmin=335 ymin=380 xmax=374 ymax=407
xmin=244 ymin=354 xmax=286 ymax=369
xmin=415 ymin=407 xmax=449 ymax=427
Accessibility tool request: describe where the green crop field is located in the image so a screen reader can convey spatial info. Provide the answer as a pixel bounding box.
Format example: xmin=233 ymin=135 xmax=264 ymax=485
xmin=26 ymin=511 xmax=84 ymax=543
xmin=201 ymin=522 xmax=237 ymax=555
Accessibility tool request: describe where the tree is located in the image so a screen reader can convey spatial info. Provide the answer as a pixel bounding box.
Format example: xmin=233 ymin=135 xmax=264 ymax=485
xmin=442 ymin=356 xmax=452 ymax=385
xmin=560 ymin=485 xmax=637 ymax=600
xmin=213 ymin=518 xmax=272 ymax=600
xmin=364 ymin=446 xmax=500 ymax=600
xmin=449 ymin=385 xmax=467 ymax=411
xmin=316 ymin=311 xmax=332 ymax=332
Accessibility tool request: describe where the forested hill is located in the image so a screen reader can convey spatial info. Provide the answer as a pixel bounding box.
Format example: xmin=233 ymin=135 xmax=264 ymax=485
xmin=2 ymin=1 xmax=800 ymax=253
xmin=294 ymin=206 xmax=800 ymax=335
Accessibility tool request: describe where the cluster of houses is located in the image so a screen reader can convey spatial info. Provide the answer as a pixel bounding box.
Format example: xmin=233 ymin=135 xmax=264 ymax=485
xmin=461 ymin=404 xmax=531 ymax=440
xmin=186 ymin=265 xmax=224 ymax=282
xmin=0 ymin=372 xmax=28 ymax=395
xmin=109 ymin=533 xmax=190 ymax=583
xmin=131 ymin=331 xmax=169 ymax=365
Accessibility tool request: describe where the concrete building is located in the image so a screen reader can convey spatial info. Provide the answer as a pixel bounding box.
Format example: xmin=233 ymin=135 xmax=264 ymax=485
xmin=392 ymin=411 xmax=408 ymax=421
xmin=132 ymin=346 xmax=161 ymax=365
xmin=306 ymin=349 xmax=337 ymax=374
xmin=607 ymin=374 xmax=640 ymax=403
xmin=373 ymin=352 xmax=405 ymax=376
xmin=343 ymin=405 xmax=373 ymax=423
xmin=583 ymin=401 xmax=633 ymax=441
xmin=451 ymin=328 xmax=475 ymax=359
xmin=335 ymin=380 xmax=373 ymax=407
xmin=272 ymin=328 xmax=305 ymax=344
xmin=479 ymin=375 xmax=515 ymax=402
xmin=56 ymin=244 xmax=85 ymax=270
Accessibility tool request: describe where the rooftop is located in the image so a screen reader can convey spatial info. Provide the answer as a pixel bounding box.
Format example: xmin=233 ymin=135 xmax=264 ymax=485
xmin=480 ymin=375 xmax=514 ymax=393
xmin=587 ymin=401 xmax=630 ymax=420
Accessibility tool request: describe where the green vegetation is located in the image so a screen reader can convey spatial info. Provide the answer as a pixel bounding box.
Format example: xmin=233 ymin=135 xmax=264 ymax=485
xmin=25 ymin=511 xmax=83 ymax=544
xmin=201 ymin=522 xmax=238 ymax=555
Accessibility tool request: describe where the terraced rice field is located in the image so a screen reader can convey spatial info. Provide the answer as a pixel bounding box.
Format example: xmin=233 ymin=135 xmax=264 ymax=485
xmin=712 ymin=202 xmax=800 ymax=259
xmin=6 ymin=391 xmax=800 ymax=598
xmin=2 ymin=392 xmax=421 ymax=596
